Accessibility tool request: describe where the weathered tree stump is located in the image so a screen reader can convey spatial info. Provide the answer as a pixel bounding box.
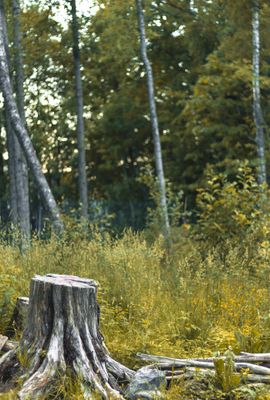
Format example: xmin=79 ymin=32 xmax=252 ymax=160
xmin=0 ymin=274 xmax=134 ymax=399
xmin=5 ymin=296 xmax=29 ymax=337
xmin=0 ymin=335 xmax=8 ymax=352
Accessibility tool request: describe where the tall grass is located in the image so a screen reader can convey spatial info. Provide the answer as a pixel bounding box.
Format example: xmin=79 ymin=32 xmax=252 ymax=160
xmin=2 ymin=170 xmax=270 ymax=397
xmin=1 ymin=226 xmax=270 ymax=370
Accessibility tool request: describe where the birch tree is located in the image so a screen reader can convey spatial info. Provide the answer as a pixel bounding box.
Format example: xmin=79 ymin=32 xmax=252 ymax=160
xmin=252 ymin=0 xmax=266 ymax=184
xmin=12 ymin=0 xmax=31 ymax=238
xmin=5 ymin=114 xmax=18 ymax=225
xmin=0 ymin=1 xmax=63 ymax=233
xmin=0 ymin=0 xmax=18 ymax=227
xmin=70 ymin=0 xmax=88 ymax=220
xmin=0 ymin=0 xmax=30 ymax=239
xmin=136 ymin=0 xmax=170 ymax=237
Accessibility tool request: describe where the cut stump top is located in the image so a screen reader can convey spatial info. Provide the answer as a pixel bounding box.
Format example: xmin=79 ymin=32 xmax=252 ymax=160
xmin=33 ymin=274 xmax=98 ymax=289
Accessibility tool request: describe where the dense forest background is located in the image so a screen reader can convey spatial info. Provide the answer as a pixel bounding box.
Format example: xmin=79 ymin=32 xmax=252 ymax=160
xmin=1 ymin=0 xmax=269 ymax=233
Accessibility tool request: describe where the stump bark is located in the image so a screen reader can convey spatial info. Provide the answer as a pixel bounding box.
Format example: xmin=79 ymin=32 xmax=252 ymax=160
xmin=0 ymin=335 xmax=8 ymax=352
xmin=0 ymin=274 xmax=134 ymax=399
xmin=5 ymin=296 xmax=29 ymax=337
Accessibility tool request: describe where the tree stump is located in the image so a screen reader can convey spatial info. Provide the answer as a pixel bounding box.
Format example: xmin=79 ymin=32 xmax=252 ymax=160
xmin=0 ymin=335 xmax=8 ymax=352
xmin=5 ymin=296 xmax=29 ymax=337
xmin=0 ymin=274 xmax=134 ymax=399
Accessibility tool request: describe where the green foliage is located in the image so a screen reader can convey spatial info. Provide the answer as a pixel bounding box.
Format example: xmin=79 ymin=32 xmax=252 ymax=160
xmin=0 ymin=391 xmax=18 ymax=400
xmin=0 ymin=223 xmax=270 ymax=356
xmin=2 ymin=224 xmax=270 ymax=396
xmin=0 ymin=257 xmax=21 ymax=329
xmin=138 ymin=165 xmax=190 ymax=238
xmin=2 ymin=0 xmax=270 ymax=229
xmin=214 ymin=348 xmax=241 ymax=392
xmin=196 ymin=163 xmax=270 ymax=243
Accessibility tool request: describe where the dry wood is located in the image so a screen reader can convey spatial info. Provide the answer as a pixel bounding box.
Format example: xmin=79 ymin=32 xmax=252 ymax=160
xmin=2 ymin=341 xmax=17 ymax=353
xmin=137 ymin=352 xmax=270 ymax=387
xmin=146 ymin=360 xmax=214 ymax=370
xmin=5 ymin=297 xmax=29 ymax=337
xmin=240 ymin=352 xmax=270 ymax=360
xmin=137 ymin=352 xmax=270 ymax=365
xmin=0 ymin=336 xmax=8 ymax=352
xmin=145 ymin=360 xmax=270 ymax=376
xmin=0 ymin=274 xmax=134 ymax=399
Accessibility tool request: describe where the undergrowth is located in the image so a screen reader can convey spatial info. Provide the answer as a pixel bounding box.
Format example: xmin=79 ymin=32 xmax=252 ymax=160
xmin=1 ymin=227 xmax=270 ymax=398
xmin=1 ymin=168 xmax=270 ymax=398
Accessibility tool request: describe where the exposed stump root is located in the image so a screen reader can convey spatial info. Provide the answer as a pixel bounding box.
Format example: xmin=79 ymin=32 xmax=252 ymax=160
xmin=0 ymin=274 xmax=134 ymax=399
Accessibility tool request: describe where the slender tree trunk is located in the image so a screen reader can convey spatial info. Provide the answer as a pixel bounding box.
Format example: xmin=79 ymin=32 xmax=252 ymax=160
xmin=0 ymin=2 xmax=63 ymax=233
xmin=0 ymin=0 xmax=18 ymax=226
xmin=252 ymin=0 xmax=267 ymax=184
xmin=5 ymin=111 xmax=18 ymax=225
xmin=70 ymin=0 xmax=88 ymax=220
xmin=0 ymin=128 xmax=6 ymax=220
xmin=12 ymin=0 xmax=30 ymax=239
xmin=1 ymin=0 xmax=30 ymax=239
xmin=136 ymin=0 xmax=170 ymax=237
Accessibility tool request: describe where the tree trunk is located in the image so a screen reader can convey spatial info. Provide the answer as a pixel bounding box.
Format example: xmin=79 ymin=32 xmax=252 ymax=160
xmin=70 ymin=0 xmax=89 ymax=220
xmin=0 ymin=122 xmax=6 ymax=219
xmin=0 ymin=0 xmax=30 ymax=239
xmin=252 ymin=0 xmax=266 ymax=184
xmin=5 ymin=112 xmax=18 ymax=225
xmin=136 ymin=0 xmax=170 ymax=238
xmin=0 ymin=0 xmax=18 ymax=227
xmin=0 ymin=274 xmax=134 ymax=399
xmin=0 ymin=2 xmax=63 ymax=233
xmin=12 ymin=0 xmax=30 ymax=239
xmin=5 ymin=297 xmax=29 ymax=337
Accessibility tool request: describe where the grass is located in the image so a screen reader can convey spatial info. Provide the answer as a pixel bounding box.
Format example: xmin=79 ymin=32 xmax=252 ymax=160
xmin=1 ymin=225 xmax=270 ymax=398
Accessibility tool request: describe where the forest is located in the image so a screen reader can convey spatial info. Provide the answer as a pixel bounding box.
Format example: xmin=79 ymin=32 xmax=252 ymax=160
xmin=1 ymin=0 xmax=270 ymax=399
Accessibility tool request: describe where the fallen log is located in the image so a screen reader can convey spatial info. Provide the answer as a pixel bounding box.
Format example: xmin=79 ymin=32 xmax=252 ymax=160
xmin=0 ymin=274 xmax=134 ymax=399
xmin=241 ymin=352 xmax=270 ymax=357
xmin=137 ymin=352 xmax=270 ymax=365
xmin=137 ymin=352 xmax=270 ymax=386
xmin=239 ymin=352 xmax=270 ymax=363
xmin=144 ymin=360 xmax=270 ymax=376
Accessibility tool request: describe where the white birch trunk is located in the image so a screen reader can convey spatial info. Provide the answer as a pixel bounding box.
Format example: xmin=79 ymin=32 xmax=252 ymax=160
xmin=71 ymin=0 xmax=89 ymax=220
xmin=0 ymin=0 xmax=18 ymax=226
xmin=5 ymin=112 xmax=18 ymax=225
xmin=0 ymin=2 xmax=63 ymax=233
xmin=136 ymin=0 xmax=170 ymax=237
xmin=1 ymin=0 xmax=30 ymax=239
xmin=12 ymin=0 xmax=31 ymax=239
xmin=252 ymin=0 xmax=267 ymax=184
